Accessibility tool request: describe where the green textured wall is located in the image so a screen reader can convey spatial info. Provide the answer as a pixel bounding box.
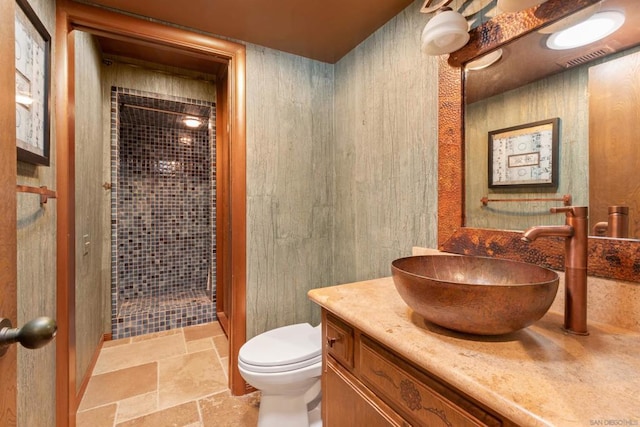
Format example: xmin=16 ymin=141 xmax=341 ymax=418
xmin=74 ymin=31 xmax=106 ymax=393
xmin=245 ymin=45 xmax=335 ymax=337
xmin=332 ymin=0 xmax=439 ymax=284
xmin=16 ymin=0 xmax=57 ymax=425
xmin=245 ymin=0 xmax=440 ymax=339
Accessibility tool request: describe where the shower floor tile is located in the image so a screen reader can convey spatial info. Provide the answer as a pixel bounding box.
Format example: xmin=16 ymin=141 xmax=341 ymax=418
xmin=118 ymin=289 xmax=213 ymax=315
xmin=114 ymin=289 xmax=216 ymax=339
xmin=77 ymin=322 xmax=259 ymax=427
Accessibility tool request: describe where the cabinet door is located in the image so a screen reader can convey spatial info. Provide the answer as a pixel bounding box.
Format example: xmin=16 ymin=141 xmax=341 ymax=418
xmin=325 ymin=357 xmax=408 ymax=427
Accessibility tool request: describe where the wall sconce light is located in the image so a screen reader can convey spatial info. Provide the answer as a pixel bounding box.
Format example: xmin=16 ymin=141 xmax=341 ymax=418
xmin=420 ymin=0 xmax=470 ymax=56
xmin=497 ymin=0 xmax=548 ymax=13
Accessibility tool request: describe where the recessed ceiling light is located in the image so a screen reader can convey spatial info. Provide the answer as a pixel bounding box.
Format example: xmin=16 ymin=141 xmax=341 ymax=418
xmin=183 ymin=117 xmax=202 ymax=128
xmin=546 ymin=11 xmax=625 ymax=50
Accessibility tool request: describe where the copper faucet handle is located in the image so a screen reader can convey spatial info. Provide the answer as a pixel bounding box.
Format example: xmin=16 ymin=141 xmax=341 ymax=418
xmin=550 ymin=206 xmax=588 ymax=218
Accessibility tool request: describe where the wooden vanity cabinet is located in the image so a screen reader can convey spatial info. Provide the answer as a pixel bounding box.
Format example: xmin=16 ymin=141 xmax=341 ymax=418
xmin=322 ymin=310 xmax=515 ymax=427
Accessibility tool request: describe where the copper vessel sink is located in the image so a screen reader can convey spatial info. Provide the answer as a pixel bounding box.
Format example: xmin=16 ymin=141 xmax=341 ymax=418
xmin=391 ymin=255 xmax=559 ymax=335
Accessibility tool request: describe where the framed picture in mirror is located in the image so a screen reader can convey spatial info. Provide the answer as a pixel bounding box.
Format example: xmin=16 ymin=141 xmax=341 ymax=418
xmin=15 ymin=0 xmax=51 ymax=166
xmin=488 ymin=118 xmax=559 ymax=189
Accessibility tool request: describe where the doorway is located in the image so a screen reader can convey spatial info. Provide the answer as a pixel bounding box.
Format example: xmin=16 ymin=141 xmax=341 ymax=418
xmin=56 ymin=1 xmax=247 ymax=425
xmin=111 ymin=88 xmax=217 ymax=339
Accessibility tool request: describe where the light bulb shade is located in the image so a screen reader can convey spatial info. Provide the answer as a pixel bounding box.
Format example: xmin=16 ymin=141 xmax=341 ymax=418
xmin=497 ymin=0 xmax=547 ymax=13
xmin=421 ymin=10 xmax=470 ymax=56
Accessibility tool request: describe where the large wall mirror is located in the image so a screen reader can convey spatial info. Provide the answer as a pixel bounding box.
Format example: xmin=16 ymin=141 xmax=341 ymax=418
xmin=437 ymin=0 xmax=640 ymax=282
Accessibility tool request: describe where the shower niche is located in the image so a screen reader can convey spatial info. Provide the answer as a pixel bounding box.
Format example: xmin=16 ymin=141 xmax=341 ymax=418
xmin=111 ymin=87 xmax=217 ymax=339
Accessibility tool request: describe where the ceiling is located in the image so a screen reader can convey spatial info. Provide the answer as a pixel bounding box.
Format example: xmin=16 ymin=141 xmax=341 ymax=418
xmin=78 ymin=0 xmax=416 ymax=64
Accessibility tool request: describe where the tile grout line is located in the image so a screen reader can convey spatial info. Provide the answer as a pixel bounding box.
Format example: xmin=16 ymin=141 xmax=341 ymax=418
xmin=196 ymin=398 xmax=204 ymax=426
xmin=112 ymin=402 xmax=119 ymax=427
xmin=181 ymin=328 xmax=188 ymax=354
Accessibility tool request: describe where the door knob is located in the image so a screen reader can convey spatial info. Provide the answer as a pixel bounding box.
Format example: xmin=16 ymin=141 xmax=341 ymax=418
xmin=0 ymin=317 xmax=57 ymax=356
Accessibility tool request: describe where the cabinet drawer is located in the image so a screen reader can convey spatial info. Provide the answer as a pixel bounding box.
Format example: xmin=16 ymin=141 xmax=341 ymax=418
xmin=359 ymin=338 xmax=501 ymax=427
xmin=325 ymin=314 xmax=354 ymax=368
xmin=325 ymin=357 xmax=408 ymax=427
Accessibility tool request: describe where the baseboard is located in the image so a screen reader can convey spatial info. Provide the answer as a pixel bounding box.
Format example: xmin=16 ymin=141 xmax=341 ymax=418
xmin=75 ymin=333 xmax=108 ymax=411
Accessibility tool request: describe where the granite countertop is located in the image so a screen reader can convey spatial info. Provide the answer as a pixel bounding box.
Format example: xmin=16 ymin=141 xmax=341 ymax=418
xmin=308 ymin=277 xmax=640 ymax=427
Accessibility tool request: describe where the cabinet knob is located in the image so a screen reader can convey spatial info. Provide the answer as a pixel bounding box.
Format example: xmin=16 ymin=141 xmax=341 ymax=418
xmin=326 ymin=335 xmax=341 ymax=348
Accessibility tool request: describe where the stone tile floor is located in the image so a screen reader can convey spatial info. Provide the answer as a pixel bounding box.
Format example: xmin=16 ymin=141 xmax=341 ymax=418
xmin=77 ymin=322 xmax=259 ymax=426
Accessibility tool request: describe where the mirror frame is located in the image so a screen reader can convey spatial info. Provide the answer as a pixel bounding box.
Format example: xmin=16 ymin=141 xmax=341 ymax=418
xmin=437 ymin=0 xmax=640 ymax=283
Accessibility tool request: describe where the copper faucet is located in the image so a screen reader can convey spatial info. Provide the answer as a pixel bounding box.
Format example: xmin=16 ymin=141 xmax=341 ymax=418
xmin=522 ymin=206 xmax=589 ymax=335
xmin=592 ymin=205 xmax=629 ymax=238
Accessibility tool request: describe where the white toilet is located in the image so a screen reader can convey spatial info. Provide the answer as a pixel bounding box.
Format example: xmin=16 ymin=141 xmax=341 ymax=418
xmin=238 ymin=323 xmax=323 ymax=427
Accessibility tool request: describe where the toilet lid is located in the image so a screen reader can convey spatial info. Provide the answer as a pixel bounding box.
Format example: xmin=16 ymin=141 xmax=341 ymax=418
xmin=239 ymin=323 xmax=321 ymax=369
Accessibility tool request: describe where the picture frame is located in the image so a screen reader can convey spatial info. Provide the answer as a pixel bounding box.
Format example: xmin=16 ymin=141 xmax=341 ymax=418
xmin=488 ymin=118 xmax=559 ymax=189
xmin=15 ymin=0 xmax=51 ymax=166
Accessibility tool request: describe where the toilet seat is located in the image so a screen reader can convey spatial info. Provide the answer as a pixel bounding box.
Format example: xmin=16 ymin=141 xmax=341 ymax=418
xmin=239 ymin=323 xmax=321 ymax=373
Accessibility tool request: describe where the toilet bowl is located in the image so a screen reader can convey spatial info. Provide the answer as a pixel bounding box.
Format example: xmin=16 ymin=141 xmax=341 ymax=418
xmin=238 ymin=323 xmax=322 ymax=427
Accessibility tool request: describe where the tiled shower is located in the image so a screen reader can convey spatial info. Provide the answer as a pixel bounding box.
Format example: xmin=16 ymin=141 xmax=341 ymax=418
xmin=111 ymin=87 xmax=216 ymax=339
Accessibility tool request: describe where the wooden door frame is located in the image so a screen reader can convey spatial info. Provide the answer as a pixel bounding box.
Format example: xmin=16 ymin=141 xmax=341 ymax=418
xmin=0 ymin=0 xmax=18 ymax=423
xmin=55 ymin=1 xmax=247 ymax=425
xmin=215 ymin=70 xmax=231 ymax=336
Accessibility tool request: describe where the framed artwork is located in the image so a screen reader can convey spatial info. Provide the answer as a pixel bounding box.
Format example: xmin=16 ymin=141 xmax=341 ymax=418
xmin=15 ymin=0 xmax=51 ymax=166
xmin=488 ymin=118 xmax=559 ymax=189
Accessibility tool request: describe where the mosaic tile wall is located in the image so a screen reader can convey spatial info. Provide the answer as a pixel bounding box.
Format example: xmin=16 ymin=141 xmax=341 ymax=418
xmin=111 ymin=87 xmax=216 ymax=338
